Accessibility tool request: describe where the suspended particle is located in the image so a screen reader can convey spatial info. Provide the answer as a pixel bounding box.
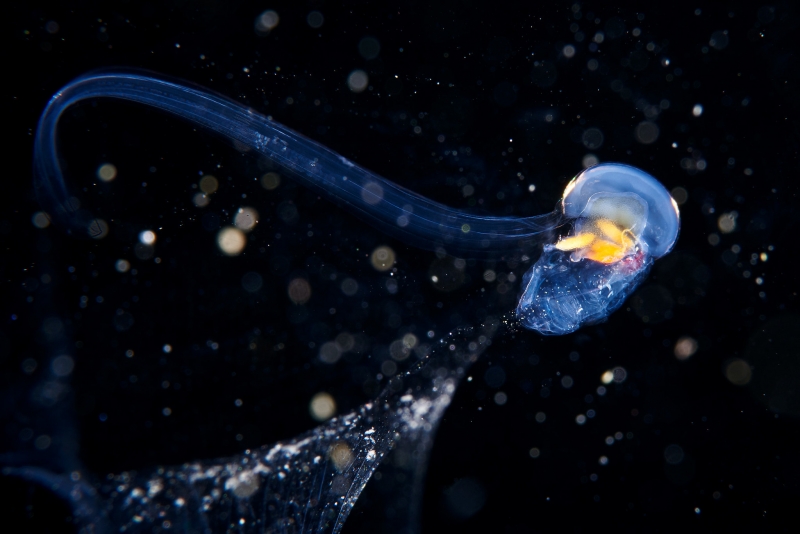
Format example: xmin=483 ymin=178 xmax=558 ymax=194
xmin=139 ymin=230 xmax=156 ymax=245
xmin=34 ymin=435 xmax=52 ymax=450
xmin=359 ymin=37 xmax=381 ymax=59
xmin=134 ymin=243 xmax=154 ymax=260
xmin=582 ymin=154 xmax=599 ymax=168
xmin=319 ymin=341 xmax=342 ymax=364
xmin=370 ymin=245 xmax=395 ymax=271
xmin=724 ymin=358 xmax=752 ymax=385
xmin=241 ymin=272 xmax=263 ymax=293
xmin=381 ymin=360 xmax=397 ymax=376
xmin=287 ymin=277 xmax=312 ymax=304
xmin=670 ymin=186 xmax=688 ymax=205
xmin=217 ymin=226 xmax=246 ymax=255
xmin=674 ymin=336 xmax=698 ymax=360
xmin=255 ymin=10 xmax=279 ymax=33
xmin=307 ymin=11 xmax=324 ymax=29
xmin=340 ymin=277 xmax=359 ymax=296
xmin=361 ymin=182 xmax=384 ymax=205
xmin=709 ymin=30 xmax=729 ymax=50
xmin=51 ymin=355 xmax=75 ymax=377
xmin=97 ymin=163 xmax=117 ymax=182
xmin=601 ymin=366 xmax=627 ymax=384
xmin=260 ymin=172 xmax=280 ymax=190
xmin=717 ymin=212 xmax=737 ymax=233
xmin=88 ymin=219 xmax=109 ymax=239
xmin=32 ymin=211 xmax=50 ymax=229
xmin=389 ymin=339 xmax=410 ymax=361
xmin=336 ymin=332 xmax=355 ymax=352
xmin=664 ymin=444 xmax=685 ymax=465
xmin=582 ymin=128 xmax=604 ymax=149
xmin=635 ymin=121 xmax=659 ymax=144
xmin=310 ymin=392 xmax=336 ymax=421
xmin=199 ymin=174 xmax=219 ymax=194
xmin=234 ymin=207 xmax=259 ymax=231
xmin=328 ymin=442 xmax=353 ymax=472
xmin=193 ymin=193 xmax=210 ymax=207
xmin=348 ymin=69 xmax=369 ymax=93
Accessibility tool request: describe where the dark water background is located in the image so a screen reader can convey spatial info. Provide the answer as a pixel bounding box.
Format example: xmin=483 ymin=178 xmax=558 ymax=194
xmin=4 ymin=1 xmax=800 ymax=532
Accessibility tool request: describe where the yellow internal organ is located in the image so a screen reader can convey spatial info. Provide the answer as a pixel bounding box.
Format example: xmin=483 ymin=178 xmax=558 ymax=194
xmin=554 ymin=232 xmax=595 ymax=251
xmin=585 ymin=239 xmax=628 ymax=264
xmin=555 ymin=218 xmax=637 ymax=264
xmin=596 ymin=218 xmax=624 ymax=242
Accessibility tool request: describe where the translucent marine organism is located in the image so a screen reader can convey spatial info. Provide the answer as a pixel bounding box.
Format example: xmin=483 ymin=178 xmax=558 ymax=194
xmin=517 ymin=163 xmax=680 ymax=334
xmin=34 ymin=71 xmax=679 ymax=336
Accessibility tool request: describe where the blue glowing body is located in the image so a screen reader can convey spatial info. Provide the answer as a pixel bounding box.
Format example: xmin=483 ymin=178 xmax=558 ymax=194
xmin=517 ymin=247 xmax=653 ymax=335
xmin=34 ymin=71 xmax=679 ymax=336
xmin=516 ymin=164 xmax=679 ymax=334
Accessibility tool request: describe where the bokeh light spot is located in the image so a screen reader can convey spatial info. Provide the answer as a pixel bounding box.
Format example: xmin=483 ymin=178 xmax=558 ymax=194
xmin=287 ymin=278 xmax=312 ymax=304
xmin=717 ymin=212 xmax=737 ymax=233
xmin=674 ymin=336 xmax=698 ymax=360
xmin=370 ymin=246 xmax=395 ymax=271
xmin=139 ymin=230 xmax=156 ymax=245
xmin=307 ymin=11 xmax=324 ymax=29
xmin=255 ymin=10 xmax=279 ymax=33
xmin=329 ymin=442 xmax=353 ymax=472
xmin=260 ymin=172 xmax=280 ymax=190
xmin=199 ymin=175 xmax=219 ymax=194
xmin=97 ymin=163 xmax=117 ymax=182
xmin=217 ymin=226 xmax=246 ymax=255
xmin=635 ymin=121 xmax=659 ymax=144
xmin=234 ymin=207 xmax=259 ymax=231
xmin=310 ymin=392 xmax=336 ymax=421
xmin=88 ymin=219 xmax=109 ymax=239
xmin=361 ymin=182 xmax=384 ymax=205
xmin=348 ymin=70 xmax=369 ymax=93
xmin=725 ymin=359 xmax=752 ymax=386
xmin=32 ymin=211 xmax=50 ymax=229
xmin=358 ymin=37 xmax=380 ymax=59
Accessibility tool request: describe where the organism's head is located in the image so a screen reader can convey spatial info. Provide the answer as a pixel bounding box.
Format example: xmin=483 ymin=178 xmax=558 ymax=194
xmin=560 ymin=163 xmax=680 ymax=260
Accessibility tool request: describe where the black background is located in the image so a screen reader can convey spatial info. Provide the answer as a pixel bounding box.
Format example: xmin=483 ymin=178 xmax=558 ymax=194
xmin=4 ymin=1 xmax=800 ymax=532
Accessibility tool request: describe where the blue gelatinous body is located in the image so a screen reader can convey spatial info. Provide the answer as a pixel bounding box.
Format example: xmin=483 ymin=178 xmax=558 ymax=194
xmin=516 ymin=164 xmax=679 ymax=334
xmin=517 ymin=247 xmax=653 ymax=335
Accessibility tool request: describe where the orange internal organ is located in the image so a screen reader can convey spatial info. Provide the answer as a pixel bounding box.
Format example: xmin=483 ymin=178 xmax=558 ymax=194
xmin=554 ymin=218 xmax=637 ymax=264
